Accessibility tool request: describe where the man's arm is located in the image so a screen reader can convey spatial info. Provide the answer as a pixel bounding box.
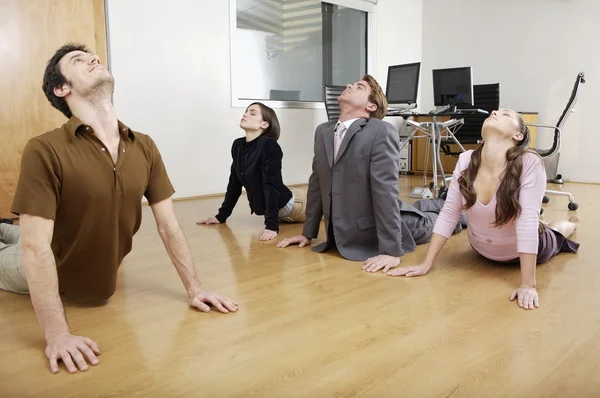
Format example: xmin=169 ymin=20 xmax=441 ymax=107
xmin=20 ymin=214 xmax=67 ymax=339
xmin=20 ymin=214 xmax=100 ymax=374
xmin=150 ymin=198 xmax=238 ymax=313
xmin=302 ymin=128 xmax=324 ymax=239
xmin=279 ymin=127 xmax=323 ymax=249
xmin=369 ymin=123 xmax=403 ymax=257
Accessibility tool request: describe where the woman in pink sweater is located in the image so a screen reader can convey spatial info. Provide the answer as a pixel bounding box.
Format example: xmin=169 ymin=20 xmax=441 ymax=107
xmin=389 ymin=109 xmax=579 ymax=310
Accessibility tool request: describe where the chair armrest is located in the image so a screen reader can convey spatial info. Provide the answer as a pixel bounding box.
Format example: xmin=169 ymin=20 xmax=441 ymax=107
xmin=526 ymin=124 xmax=562 ymax=136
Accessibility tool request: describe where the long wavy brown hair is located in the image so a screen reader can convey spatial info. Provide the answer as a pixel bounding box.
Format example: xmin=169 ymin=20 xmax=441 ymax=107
xmin=458 ymin=112 xmax=538 ymax=227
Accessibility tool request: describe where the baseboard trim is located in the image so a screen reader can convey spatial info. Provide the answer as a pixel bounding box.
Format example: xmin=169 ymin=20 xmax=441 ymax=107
xmin=142 ymin=183 xmax=309 ymax=206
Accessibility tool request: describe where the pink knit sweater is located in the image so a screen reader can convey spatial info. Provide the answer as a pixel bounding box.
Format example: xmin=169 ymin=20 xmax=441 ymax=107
xmin=433 ymin=150 xmax=546 ymax=261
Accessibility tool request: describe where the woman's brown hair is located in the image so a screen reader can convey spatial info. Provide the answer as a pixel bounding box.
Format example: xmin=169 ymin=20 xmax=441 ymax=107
xmin=458 ymin=113 xmax=539 ymax=227
xmin=248 ymin=102 xmax=280 ymax=141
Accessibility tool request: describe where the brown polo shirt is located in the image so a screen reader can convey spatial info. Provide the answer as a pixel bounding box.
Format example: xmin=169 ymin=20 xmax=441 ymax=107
xmin=11 ymin=117 xmax=175 ymax=300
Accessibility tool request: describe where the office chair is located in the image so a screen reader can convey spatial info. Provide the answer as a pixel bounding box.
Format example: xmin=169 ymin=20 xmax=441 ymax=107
xmin=430 ymin=83 xmax=499 ymax=198
xmin=323 ymin=84 xmax=345 ymax=121
xmin=529 ymin=71 xmax=585 ymax=211
xmin=440 ymin=83 xmax=500 ymax=154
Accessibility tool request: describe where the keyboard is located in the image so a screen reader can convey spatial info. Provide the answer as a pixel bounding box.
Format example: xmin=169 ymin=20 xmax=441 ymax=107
xmin=387 ymin=110 xmax=417 ymax=116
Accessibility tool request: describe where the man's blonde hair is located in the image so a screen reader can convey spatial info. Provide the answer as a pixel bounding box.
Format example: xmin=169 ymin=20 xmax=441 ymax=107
xmin=361 ymin=74 xmax=388 ymax=120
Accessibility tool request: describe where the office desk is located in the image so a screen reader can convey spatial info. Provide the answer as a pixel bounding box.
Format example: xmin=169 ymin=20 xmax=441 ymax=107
xmin=410 ymin=115 xmax=459 ymax=173
xmin=388 ymin=112 xmax=538 ymax=174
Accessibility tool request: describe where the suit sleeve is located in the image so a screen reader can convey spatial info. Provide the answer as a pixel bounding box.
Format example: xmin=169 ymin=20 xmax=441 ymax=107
xmin=260 ymin=139 xmax=284 ymax=232
xmin=215 ymin=142 xmax=243 ymax=223
xmin=302 ymin=127 xmax=324 ymax=239
xmin=369 ymin=122 xmax=404 ymax=256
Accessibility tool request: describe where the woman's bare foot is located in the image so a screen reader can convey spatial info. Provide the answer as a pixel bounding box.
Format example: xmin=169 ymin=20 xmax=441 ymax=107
xmin=569 ymin=215 xmax=580 ymax=231
xmin=546 ymin=215 xmax=580 ymax=238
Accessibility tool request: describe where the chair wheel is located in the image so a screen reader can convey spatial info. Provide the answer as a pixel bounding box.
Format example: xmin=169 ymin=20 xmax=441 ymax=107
xmin=438 ymin=186 xmax=448 ymax=200
xmin=568 ymin=202 xmax=579 ymax=211
xmin=554 ymin=174 xmax=564 ymax=184
xmin=542 ymin=196 xmax=550 ymax=204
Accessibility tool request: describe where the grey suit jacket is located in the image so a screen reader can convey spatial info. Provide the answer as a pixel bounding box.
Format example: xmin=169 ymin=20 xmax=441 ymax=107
xmin=302 ymin=117 xmax=418 ymax=261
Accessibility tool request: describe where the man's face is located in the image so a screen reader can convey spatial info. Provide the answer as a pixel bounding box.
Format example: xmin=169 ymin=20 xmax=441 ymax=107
xmin=338 ymin=80 xmax=376 ymax=113
xmin=55 ymin=50 xmax=114 ymax=98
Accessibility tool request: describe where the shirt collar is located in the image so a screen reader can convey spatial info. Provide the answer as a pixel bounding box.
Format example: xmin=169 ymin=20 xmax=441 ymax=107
xmin=65 ymin=116 xmax=136 ymax=142
xmin=337 ymin=118 xmax=360 ymax=131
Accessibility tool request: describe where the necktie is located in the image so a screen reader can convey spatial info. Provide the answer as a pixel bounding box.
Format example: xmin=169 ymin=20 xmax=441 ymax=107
xmin=333 ymin=123 xmax=347 ymax=161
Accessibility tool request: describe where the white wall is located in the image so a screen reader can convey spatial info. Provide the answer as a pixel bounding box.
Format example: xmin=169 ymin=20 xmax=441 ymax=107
xmin=107 ymin=0 xmax=423 ymax=199
xmin=421 ymin=0 xmax=598 ymax=183
xmin=375 ymin=0 xmax=423 ymax=131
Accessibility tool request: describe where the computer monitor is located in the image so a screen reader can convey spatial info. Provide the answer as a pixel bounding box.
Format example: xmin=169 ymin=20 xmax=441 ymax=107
xmin=385 ymin=62 xmax=420 ymax=107
xmin=432 ymin=66 xmax=474 ymax=110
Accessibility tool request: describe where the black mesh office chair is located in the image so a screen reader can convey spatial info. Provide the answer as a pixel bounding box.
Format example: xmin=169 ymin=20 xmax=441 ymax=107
xmin=440 ymin=83 xmax=500 ymax=155
xmin=530 ymin=71 xmax=585 ymax=211
xmin=323 ymin=84 xmax=345 ymax=121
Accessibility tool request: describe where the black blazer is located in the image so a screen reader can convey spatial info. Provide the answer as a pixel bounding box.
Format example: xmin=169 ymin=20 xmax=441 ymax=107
xmin=215 ymin=136 xmax=292 ymax=232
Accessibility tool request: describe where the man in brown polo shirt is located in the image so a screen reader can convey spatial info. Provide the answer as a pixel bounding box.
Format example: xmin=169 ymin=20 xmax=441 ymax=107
xmin=8 ymin=43 xmax=238 ymax=375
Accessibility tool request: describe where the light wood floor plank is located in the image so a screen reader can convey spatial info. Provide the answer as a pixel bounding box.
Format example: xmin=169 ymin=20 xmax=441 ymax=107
xmin=0 ymin=177 xmax=597 ymax=397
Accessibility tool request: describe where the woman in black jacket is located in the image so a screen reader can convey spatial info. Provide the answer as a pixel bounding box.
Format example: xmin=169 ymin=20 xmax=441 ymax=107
xmin=197 ymin=102 xmax=306 ymax=241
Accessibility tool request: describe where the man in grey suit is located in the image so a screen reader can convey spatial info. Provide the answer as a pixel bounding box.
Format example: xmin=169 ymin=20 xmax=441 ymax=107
xmin=278 ymin=74 xmax=462 ymax=272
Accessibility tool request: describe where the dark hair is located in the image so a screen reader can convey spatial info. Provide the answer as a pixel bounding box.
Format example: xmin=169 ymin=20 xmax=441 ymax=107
xmin=42 ymin=42 xmax=90 ymax=118
xmin=248 ymin=102 xmax=281 ymax=141
xmin=361 ymin=74 xmax=388 ymax=120
xmin=458 ymin=112 xmax=539 ymax=227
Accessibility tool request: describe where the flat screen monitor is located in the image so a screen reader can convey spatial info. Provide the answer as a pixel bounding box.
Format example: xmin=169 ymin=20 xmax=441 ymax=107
xmin=432 ymin=66 xmax=473 ymax=107
xmin=386 ymin=62 xmax=420 ymax=106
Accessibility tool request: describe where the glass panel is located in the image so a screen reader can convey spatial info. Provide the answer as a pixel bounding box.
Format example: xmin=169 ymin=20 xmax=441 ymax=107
xmin=233 ymin=0 xmax=367 ymax=103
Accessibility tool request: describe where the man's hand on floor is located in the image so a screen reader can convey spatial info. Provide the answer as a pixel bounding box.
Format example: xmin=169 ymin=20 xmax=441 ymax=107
xmin=45 ymin=332 xmax=101 ymax=374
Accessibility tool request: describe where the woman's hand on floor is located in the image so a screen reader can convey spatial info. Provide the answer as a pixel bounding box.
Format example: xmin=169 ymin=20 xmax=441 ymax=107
xmin=196 ymin=217 xmax=221 ymax=225
xmin=510 ymin=285 xmax=539 ymax=310
xmin=259 ymin=229 xmax=278 ymax=241
xmin=387 ymin=264 xmax=431 ymax=277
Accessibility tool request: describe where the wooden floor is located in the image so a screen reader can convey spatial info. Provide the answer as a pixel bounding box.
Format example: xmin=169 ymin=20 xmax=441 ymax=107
xmin=1 ymin=176 xmax=599 ymax=397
